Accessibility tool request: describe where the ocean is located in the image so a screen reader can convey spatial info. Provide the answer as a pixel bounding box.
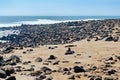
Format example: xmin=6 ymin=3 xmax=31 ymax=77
xmin=0 ymin=16 xmax=120 ymax=27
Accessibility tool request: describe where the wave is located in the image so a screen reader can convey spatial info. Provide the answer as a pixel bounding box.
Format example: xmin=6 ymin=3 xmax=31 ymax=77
xmin=0 ymin=23 xmax=21 ymax=27
xmin=0 ymin=19 xmax=100 ymax=27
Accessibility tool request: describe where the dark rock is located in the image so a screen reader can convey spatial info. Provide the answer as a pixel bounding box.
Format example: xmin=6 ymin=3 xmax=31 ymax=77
xmin=0 ymin=69 xmax=7 ymax=78
xmin=29 ymin=70 xmax=42 ymax=76
xmin=23 ymin=51 xmax=26 ymax=54
xmin=116 ymin=55 xmax=120 ymax=60
xmin=23 ymin=61 xmax=31 ymax=65
xmin=73 ymin=66 xmax=85 ymax=73
xmin=0 ymin=56 xmax=3 ymax=61
xmin=88 ymin=75 xmax=102 ymax=80
xmin=35 ymin=57 xmax=42 ymax=62
xmin=29 ymin=49 xmax=33 ymax=51
xmin=108 ymin=57 xmax=113 ymax=60
xmin=40 ymin=66 xmax=52 ymax=72
xmin=4 ymin=66 xmax=15 ymax=76
xmin=65 ymin=48 xmax=74 ymax=55
xmin=104 ymin=77 xmax=114 ymax=80
xmin=89 ymin=66 xmax=97 ymax=71
xmin=63 ymin=68 xmax=69 ymax=71
xmin=38 ymin=75 xmax=46 ymax=79
xmin=7 ymin=55 xmax=21 ymax=63
xmin=107 ymin=69 xmax=116 ymax=75
xmin=46 ymin=75 xmax=53 ymax=80
xmin=105 ymin=35 xmax=119 ymax=42
xmin=62 ymin=61 xmax=69 ymax=63
xmin=2 ymin=46 xmax=14 ymax=53
xmin=65 ymin=45 xmax=77 ymax=48
xmin=48 ymin=55 xmax=57 ymax=60
xmin=52 ymin=60 xmax=59 ymax=65
xmin=105 ymin=35 xmax=114 ymax=41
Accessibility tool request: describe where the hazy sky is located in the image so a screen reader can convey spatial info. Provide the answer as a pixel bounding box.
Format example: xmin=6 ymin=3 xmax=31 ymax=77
xmin=0 ymin=0 xmax=120 ymax=16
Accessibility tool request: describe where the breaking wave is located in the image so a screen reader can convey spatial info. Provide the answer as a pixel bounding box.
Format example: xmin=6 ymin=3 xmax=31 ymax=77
xmin=0 ymin=19 xmax=99 ymax=27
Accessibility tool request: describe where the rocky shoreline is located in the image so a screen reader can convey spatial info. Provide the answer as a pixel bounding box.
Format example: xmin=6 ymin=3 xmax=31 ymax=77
xmin=0 ymin=19 xmax=120 ymax=80
xmin=0 ymin=19 xmax=120 ymax=48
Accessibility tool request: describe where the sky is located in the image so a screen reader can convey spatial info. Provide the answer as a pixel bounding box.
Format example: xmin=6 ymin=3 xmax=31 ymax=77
xmin=0 ymin=0 xmax=120 ymax=16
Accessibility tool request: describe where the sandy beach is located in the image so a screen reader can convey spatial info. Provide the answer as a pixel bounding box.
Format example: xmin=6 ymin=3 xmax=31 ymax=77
xmin=1 ymin=40 xmax=119 ymax=80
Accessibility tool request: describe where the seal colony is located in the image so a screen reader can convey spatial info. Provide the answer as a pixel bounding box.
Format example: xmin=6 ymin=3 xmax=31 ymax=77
xmin=0 ymin=19 xmax=120 ymax=80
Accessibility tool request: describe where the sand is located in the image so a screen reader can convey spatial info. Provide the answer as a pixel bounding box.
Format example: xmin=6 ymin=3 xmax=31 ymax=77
xmin=2 ymin=40 xmax=120 ymax=80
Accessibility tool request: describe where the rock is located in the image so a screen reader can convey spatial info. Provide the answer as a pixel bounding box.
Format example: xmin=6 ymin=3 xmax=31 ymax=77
xmin=22 ymin=51 xmax=26 ymax=54
xmin=15 ymin=66 xmax=22 ymax=72
xmin=105 ymin=35 xmax=114 ymax=41
xmin=0 ymin=56 xmax=3 ymax=61
xmin=6 ymin=76 xmax=16 ymax=80
xmin=48 ymin=47 xmax=55 ymax=49
xmin=7 ymin=55 xmax=21 ymax=63
xmin=65 ymin=48 xmax=74 ymax=55
xmin=73 ymin=66 xmax=85 ymax=73
xmin=104 ymin=76 xmax=114 ymax=80
xmin=62 ymin=61 xmax=69 ymax=63
xmin=37 ymin=75 xmax=46 ymax=79
xmin=2 ymin=46 xmax=14 ymax=53
xmin=107 ymin=69 xmax=116 ymax=75
xmin=88 ymin=75 xmax=102 ymax=80
xmin=29 ymin=70 xmax=42 ymax=76
xmin=29 ymin=49 xmax=33 ymax=51
xmin=116 ymin=56 xmax=120 ymax=60
xmin=48 ymin=55 xmax=57 ymax=60
xmin=45 ymin=70 xmax=52 ymax=75
xmin=35 ymin=57 xmax=42 ymax=62
xmin=108 ymin=57 xmax=114 ymax=60
xmin=23 ymin=61 xmax=31 ymax=65
xmin=0 ymin=69 xmax=7 ymax=78
xmin=95 ymin=76 xmax=102 ymax=80
xmin=63 ymin=68 xmax=69 ymax=71
xmin=68 ymin=75 xmax=75 ymax=79
xmin=63 ymin=71 xmax=71 ymax=75
xmin=40 ymin=66 xmax=52 ymax=72
xmin=89 ymin=66 xmax=97 ymax=71
xmin=52 ymin=60 xmax=59 ymax=65
xmin=74 ymin=62 xmax=81 ymax=64
xmin=65 ymin=45 xmax=77 ymax=48
xmin=4 ymin=66 xmax=15 ymax=76
xmin=46 ymin=75 xmax=53 ymax=80
xmin=105 ymin=35 xmax=119 ymax=42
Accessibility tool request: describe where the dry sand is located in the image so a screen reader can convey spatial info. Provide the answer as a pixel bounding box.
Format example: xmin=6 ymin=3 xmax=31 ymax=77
xmin=2 ymin=40 xmax=120 ymax=80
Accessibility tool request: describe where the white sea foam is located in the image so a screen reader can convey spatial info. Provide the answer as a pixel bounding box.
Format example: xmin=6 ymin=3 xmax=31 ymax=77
xmin=17 ymin=19 xmax=100 ymax=25
xmin=0 ymin=23 xmax=21 ymax=27
xmin=0 ymin=19 xmax=100 ymax=27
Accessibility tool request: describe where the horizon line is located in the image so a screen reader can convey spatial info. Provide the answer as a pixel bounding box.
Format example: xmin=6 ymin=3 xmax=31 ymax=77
xmin=0 ymin=15 xmax=120 ymax=17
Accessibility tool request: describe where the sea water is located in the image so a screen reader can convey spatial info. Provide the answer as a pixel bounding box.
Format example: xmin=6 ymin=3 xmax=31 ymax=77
xmin=0 ymin=16 xmax=120 ymax=27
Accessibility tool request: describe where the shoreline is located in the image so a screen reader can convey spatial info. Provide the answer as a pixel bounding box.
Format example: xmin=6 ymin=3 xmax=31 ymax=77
xmin=0 ymin=18 xmax=120 ymax=80
xmin=0 ymin=19 xmax=101 ymax=27
xmin=0 ymin=19 xmax=120 ymax=47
